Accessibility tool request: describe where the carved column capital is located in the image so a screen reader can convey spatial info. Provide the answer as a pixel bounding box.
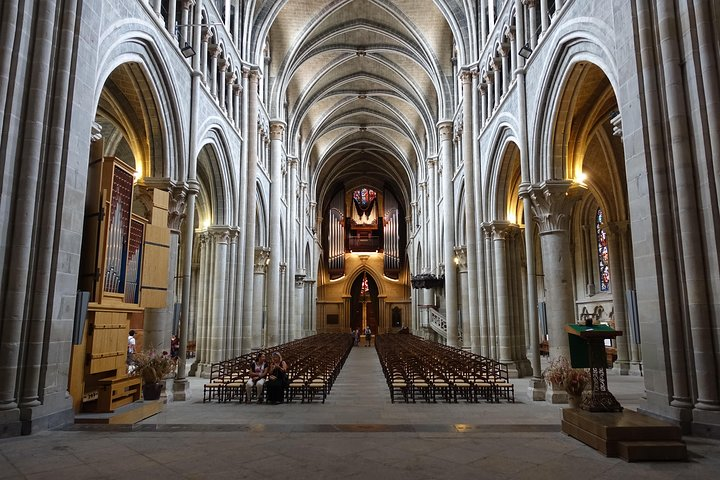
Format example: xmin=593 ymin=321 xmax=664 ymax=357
xmin=459 ymin=68 xmax=473 ymax=84
xmin=254 ymin=247 xmax=270 ymax=273
xmin=209 ymin=44 xmax=222 ymax=58
xmin=437 ymin=121 xmax=454 ymax=140
xmin=201 ymin=26 xmax=213 ymax=43
xmin=528 ymin=180 xmax=586 ymax=234
xmin=491 ymin=220 xmax=514 ymax=240
xmin=168 ymin=185 xmax=188 ymax=231
xmin=270 ymin=120 xmax=285 ymax=140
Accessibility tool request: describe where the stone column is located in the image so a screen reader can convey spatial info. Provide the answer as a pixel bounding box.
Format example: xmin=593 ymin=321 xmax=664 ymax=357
xmin=166 ymin=0 xmax=177 ymax=32
xmin=217 ymin=59 xmax=228 ymax=111
xmin=492 ymin=59 xmax=501 ymax=108
xmin=426 ymin=157 xmax=438 ymax=272
xmin=607 ymin=221 xmax=631 ymax=374
xmin=460 ymin=70 xmax=480 ymax=353
xmin=455 ymin=246 xmax=469 ymax=348
xmin=657 ymin=0 xmax=719 ymax=411
xmin=241 ymin=69 xmax=260 ymax=353
xmin=484 ymin=71 xmax=494 ymax=114
xmin=539 ymin=0 xmax=549 ymax=34
xmin=252 ymin=247 xmax=270 ymax=348
xmin=480 ymin=0 xmax=488 ymax=45
xmin=492 ymin=221 xmax=519 ymax=376
xmin=207 ymin=228 xmax=229 ymax=364
xmin=528 ymin=180 xmax=585 ymax=360
xmin=482 ymin=224 xmax=496 ymax=357
xmin=200 ymin=27 xmax=212 ymax=84
xmin=233 ymin=83 xmax=242 ymax=127
xmin=266 ymin=120 xmax=286 ymax=346
xmin=288 ymin=156 xmax=301 ymax=339
xmin=438 ymin=121 xmax=458 ymax=346
xmin=193 ymin=232 xmax=212 ymax=376
xmin=479 ymin=81 xmax=488 ymax=125
xmin=524 ymin=0 xmax=538 ymax=49
xmin=499 ymin=44 xmax=510 ymax=94
xmin=209 ymin=44 xmax=221 ymax=99
xmin=225 ymin=71 xmax=236 ymax=119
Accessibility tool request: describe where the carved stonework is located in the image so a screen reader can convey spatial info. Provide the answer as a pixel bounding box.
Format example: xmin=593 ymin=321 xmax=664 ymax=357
xmin=270 ymin=121 xmax=285 ymax=141
xmin=254 ymin=247 xmax=270 ymax=274
xmin=453 ymin=246 xmax=468 ymax=271
xmin=279 ymin=263 xmax=287 ymax=274
xmin=438 ymin=121 xmax=453 ymax=141
xmin=295 ymin=274 xmax=306 ymax=288
xmin=528 ymin=180 xmax=586 ymax=234
xmin=201 ymin=26 xmax=213 ymax=43
xmin=459 ymin=69 xmax=473 ymax=84
xmin=168 ymin=186 xmax=188 ymax=231
xmin=491 ymin=220 xmax=513 ymax=241
xmin=209 ymin=44 xmax=222 ymax=58
xmin=209 ymin=227 xmax=230 ymax=244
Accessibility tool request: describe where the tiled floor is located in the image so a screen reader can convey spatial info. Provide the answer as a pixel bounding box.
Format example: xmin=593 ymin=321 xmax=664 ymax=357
xmin=1 ymin=347 xmax=718 ymax=479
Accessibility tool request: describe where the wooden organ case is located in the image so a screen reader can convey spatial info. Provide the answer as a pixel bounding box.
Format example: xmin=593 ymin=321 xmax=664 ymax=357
xmin=69 ymin=155 xmax=170 ymax=414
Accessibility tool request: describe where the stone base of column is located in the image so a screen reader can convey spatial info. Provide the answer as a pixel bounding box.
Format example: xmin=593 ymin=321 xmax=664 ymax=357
xmin=172 ymin=378 xmax=192 ymax=402
xmin=545 ymin=383 xmax=569 ymax=404
xmin=527 ymin=376 xmax=547 ymax=401
xmin=611 ymin=361 xmax=643 ymax=376
xmin=515 ymin=358 xmax=533 ymax=377
xmin=195 ymin=363 xmax=213 ymax=379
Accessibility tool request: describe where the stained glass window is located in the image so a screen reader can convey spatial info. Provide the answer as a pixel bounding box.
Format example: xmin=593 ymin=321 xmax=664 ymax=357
xmin=596 ymin=207 xmax=610 ymax=292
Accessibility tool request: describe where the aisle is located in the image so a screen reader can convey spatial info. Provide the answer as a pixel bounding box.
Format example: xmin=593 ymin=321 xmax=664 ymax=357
xmin=327 ymin=344 xmax=390 ymax=408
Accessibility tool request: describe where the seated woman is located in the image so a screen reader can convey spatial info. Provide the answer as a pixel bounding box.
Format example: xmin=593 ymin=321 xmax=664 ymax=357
xmin=265 ymin=352 xmax=289 ymax=405
xmin=245 ymin=352 xmax=268 ymax=403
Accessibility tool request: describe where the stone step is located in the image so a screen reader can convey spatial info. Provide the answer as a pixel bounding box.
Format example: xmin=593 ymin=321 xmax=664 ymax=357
xmin=617 ymin=440 xmax=688 ymax=462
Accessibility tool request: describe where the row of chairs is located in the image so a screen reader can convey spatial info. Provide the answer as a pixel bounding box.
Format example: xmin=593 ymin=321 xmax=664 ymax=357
xmin=376 ymin=334 xmax=515 ymax=404
xmin=203 ymin=334 xmax=354 ymax=404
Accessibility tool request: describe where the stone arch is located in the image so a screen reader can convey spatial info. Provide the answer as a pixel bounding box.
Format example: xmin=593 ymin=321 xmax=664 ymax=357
xmin=530 ymin=23 xmax=620 ymax=182
xmin=484 ymin=123 xmax=522 ymax=222
xmin=94 ymin=26 xmax=186 ymax=181
xmin=197 ymin=120 xmax=240 ymax=223
xmin=196 ymin=135 xmax=232 ymax=226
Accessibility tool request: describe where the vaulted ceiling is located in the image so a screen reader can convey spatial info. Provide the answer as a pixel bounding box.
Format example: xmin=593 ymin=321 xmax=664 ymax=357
xmin=253 ymin=0 xmax=463 ymax=212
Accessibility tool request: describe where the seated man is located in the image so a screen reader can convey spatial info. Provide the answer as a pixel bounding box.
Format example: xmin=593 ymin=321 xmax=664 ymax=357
xmin=245 ymin=352 xmax=267 ymax=403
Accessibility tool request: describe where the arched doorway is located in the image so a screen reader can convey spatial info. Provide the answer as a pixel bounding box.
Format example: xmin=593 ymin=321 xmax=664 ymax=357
xmin=349 ymin=271 xmax=379 ymax=334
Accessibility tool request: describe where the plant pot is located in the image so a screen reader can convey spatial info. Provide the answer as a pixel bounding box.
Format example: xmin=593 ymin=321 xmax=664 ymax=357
xmin=142 ymin=382 xmax=163 ymax=400
xmin=567 ymin=394 xmax=581 ymax=408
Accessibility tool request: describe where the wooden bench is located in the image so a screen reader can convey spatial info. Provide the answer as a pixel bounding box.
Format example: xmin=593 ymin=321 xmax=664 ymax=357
xmin=95 ymin=375 xmax=142 ymax=412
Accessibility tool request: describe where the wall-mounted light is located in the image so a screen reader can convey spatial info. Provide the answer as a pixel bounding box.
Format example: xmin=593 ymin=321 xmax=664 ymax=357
xmin=507 ymin=212 xmax=517 ymax=224
xmin=575 ymin=171 xmax=588 ymax=185
xmin=518 ymin=43 xmax=533 ymax=59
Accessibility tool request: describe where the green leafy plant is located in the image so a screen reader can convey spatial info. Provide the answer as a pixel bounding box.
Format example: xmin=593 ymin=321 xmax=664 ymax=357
xmin=131 ymin=348 xmax=174 ymax=384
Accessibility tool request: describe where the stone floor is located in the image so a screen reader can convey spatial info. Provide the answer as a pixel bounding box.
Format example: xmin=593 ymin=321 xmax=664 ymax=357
xmin=1 ymin=346 xmax=718 ymax=479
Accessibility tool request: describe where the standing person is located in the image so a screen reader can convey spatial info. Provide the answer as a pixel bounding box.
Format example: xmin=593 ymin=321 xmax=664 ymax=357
xmin=127 ymin=330 xmax=136 ymax=373
xmin=245 ymin=352 xmax=268 ymax=403
xmin=354 ymin=328 xmax=360 ymax=346
xmin=265 ymin=352 xmax=289 ymax=405
xmin=364 ymin=326 xmax=372 ymax=347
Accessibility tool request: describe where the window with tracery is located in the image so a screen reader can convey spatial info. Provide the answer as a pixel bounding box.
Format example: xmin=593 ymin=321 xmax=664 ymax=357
xmin=596 ymin=207 xmax=610 ymax=292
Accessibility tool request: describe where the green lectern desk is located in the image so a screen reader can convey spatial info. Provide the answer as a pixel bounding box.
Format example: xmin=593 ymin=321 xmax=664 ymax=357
xmin=565 ymin=324 xmax=623 ymax=412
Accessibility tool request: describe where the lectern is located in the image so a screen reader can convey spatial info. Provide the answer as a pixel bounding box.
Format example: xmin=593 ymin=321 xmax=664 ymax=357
xmin=565 ymin=324 xmax=623 ymax=412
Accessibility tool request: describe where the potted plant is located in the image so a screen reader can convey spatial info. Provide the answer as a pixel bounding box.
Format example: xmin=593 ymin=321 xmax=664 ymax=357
xmin=131 ymin=348 xmax=175 ymax=400
xmin=543 ymin=355 xmax=590 ymax=407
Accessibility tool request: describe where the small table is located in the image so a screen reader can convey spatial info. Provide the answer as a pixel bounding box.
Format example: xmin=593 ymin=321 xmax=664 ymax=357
xmin=565 ymin=324 xmax=623 ymax=412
